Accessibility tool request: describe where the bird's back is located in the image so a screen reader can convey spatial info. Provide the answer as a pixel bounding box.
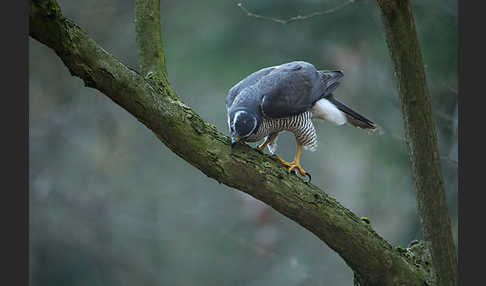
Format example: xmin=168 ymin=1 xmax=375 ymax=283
xmin=226 ymin=61 xmax=328 ymax=118
xmin=226 ymin=66 xmax=276 ymax=110
xmin=256 ymin=61 xmax=329 ymax=119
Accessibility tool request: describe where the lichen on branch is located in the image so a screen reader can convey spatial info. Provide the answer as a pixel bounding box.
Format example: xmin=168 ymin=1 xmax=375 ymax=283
xmin=29 ymin=0 xmax=432 ymax=284
xmin=376 ymin=0 xmax=458 ymax=285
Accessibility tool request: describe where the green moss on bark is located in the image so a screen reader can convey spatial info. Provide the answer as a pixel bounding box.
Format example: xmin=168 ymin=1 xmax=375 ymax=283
xmin=30 ymin=0 xmax=434 ymax=284
xmin=376 ymin=1 xmax=458 ymax=285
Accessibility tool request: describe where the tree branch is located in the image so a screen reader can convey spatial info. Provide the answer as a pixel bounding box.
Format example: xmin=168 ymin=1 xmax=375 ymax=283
xmin=29 ymin=0 xmax=431 ymax=284
xmin=135 ymin=0 xmax=167 ymax=77
xmin=375 ymin=0 xmax=458 ymax=285
xmin=237 ymin=0 xmax=358 ymax=25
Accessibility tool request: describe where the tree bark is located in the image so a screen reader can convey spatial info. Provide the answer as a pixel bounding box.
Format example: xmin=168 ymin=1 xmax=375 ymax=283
xmin=375 ymin=0 xmax=458 ymax=285
xmin=29 ymin=0 xmax=435 ymax=284
xmin=135 ymin=0 xmax=167 ymax=77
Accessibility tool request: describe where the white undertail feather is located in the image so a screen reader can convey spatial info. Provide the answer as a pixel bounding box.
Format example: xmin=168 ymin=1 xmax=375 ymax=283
xmin=311 ymin=98 xmax=347 ymax=125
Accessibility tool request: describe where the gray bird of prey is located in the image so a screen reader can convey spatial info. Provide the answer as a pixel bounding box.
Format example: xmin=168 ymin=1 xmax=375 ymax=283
xmin=226 ymin=61 xmax=376 ymax=179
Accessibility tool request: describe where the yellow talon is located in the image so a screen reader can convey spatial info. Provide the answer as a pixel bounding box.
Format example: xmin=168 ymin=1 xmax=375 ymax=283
xmin=257 ymin=142 xmax=267 ymax=152
xmin=274 ymin=156 xmax=307 ymax=176
xmin=288 ymin=163 xmax=307 ymax=177
xmin=273 ymin=144 xmax=310 ymax=180
xmin=257 ymin=133 xmax=277 ymax=152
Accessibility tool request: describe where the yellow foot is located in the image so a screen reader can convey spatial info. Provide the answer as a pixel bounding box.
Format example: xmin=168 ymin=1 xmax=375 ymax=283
xmin=257 ymin=143 xmax=266 ymax=153
xmin=273 ymin=155 xmax=311 ymax=181
xmin=257 ymin=134 xmax=277 ymax=153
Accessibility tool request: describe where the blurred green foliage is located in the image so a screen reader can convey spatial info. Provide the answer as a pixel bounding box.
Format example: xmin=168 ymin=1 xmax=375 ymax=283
xmin=29 ymin=0 xmax=457 ymax=285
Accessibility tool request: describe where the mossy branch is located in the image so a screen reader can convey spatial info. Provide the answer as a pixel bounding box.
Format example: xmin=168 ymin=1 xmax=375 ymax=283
xmin=135 ymin=0 xmax=167 ymax=77
xmin=30 ymin=0 xmax=432 ymax=284
xmin=376 ymin=0 xmax=458 ymax=285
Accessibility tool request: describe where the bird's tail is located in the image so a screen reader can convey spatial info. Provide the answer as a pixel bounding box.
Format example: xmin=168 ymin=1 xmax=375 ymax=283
xmin=326 ymin=95 xmax=376 ymax=130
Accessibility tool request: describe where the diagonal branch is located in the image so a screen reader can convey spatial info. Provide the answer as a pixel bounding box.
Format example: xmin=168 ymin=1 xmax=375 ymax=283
xmin=29 ymin=0 xmax=430 ymax=284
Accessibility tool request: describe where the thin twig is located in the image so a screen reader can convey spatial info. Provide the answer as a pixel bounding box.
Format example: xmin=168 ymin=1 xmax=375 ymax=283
xmin=237 ymin=1 xmax=358 ymax=24
xmin=30 ymin=0 xmax=439 ymax=283
xmin=443 ymin=83 xmax=458 ymax=95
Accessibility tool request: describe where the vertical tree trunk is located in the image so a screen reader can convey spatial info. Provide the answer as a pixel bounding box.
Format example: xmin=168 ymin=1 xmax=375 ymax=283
xmin=29 ymin=0 xmax=450 ymax=284
xmin=375 ymin=1 xmax=458 ymax=285
xmin=135 ymin=0 xmax=167 ymax=77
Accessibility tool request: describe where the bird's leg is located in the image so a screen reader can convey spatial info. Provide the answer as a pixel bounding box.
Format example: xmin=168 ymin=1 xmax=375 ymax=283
xmin=274 ymin=144 xmax=309 ymax=178
xmin=257 ymin=137 xmax=271 ymax=152
xmin=257 ymin=133 xmax=277 ymax=152
xmin=287 ymin=143 xmax=307 ymax=176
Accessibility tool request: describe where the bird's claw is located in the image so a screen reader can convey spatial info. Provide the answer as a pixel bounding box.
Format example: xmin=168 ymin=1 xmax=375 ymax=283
xmin=272 ymin=154 xmax=310 ymax=182
xmin=285 ymin=162 xmax=310 ymax=181
xmin=288 ymin=167 xmax=311 ymax=182
xmin=305 ymin=172 xmax=312 ymax=182
xmin=287 ymin=164 xmax=305 ymax=176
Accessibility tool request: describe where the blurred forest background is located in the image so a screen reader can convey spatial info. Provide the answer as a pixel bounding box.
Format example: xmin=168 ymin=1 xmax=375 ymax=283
xmin=29 ymin=0 xmax=457 ymax=285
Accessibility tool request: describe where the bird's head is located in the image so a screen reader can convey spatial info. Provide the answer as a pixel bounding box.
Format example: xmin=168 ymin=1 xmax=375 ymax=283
xmin=229 ymin=110 xmax=259 ymax=147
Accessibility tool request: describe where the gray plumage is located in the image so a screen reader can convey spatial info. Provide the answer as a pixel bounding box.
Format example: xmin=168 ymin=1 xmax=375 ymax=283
xmin=226 ymin=61 xmax=375 ymax=154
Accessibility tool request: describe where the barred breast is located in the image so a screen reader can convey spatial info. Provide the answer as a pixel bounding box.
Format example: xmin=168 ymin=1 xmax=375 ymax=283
xmin=247 ymin=111 xmax=318 ymax=151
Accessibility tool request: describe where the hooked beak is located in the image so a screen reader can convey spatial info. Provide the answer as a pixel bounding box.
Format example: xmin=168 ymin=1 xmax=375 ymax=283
xmin=231 ymin=136 xmax=240 ymax=147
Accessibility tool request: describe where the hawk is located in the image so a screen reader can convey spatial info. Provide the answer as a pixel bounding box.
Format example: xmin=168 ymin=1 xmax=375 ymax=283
xmin=226 ymin=61 xmax=376 ymax=180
